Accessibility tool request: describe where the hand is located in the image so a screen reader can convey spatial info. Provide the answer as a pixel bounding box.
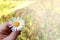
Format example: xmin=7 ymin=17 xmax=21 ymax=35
xmin=0 ymin=22 xmax=20 ymax=40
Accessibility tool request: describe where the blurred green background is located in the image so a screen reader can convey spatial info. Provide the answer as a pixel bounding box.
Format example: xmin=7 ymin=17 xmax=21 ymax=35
xmin=1 ymin=0 xmax=60 ymax=40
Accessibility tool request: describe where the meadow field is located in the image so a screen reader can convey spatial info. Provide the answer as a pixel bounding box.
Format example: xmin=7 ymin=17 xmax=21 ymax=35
xmin=0 ymin=0 xmax=60 ymax=40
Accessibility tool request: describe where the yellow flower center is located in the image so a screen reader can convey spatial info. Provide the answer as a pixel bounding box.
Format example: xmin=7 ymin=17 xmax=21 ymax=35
xmin=13 ymin=21 xmax=20 ymax=27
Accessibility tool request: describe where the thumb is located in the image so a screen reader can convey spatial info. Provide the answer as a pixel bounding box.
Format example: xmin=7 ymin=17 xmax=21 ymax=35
xmin=3 ymin=31 xmax=20 ymax=40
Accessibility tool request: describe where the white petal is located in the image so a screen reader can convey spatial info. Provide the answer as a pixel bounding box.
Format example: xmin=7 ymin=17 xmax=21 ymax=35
xmin=9 ymin=21 xmax=13 ymax=25
xmin=11 ymin=27 xmax=17 ymax=31
xmin=17 ymin=17 xmax=20 ymax=20
xmin=17 ymin=28 xmax=20 ymax=31
xmin=21 ymin=22 xmax=24 ymax=26
xmin=17 ymin=27 xmax=21 ymax=30
xmin=18 ymin=26 xmax=23 ymax=30
xmin=14 ymin=27 xmax=17 ymax=31
xmin=19 ymin=20 xmax=24 ymax=26
xmin=12 ymin=17 xmax=17 ymax=21
xmin=11 ymin=27 xmax=14 ymax=31
xmin=9 ymin=21 xmax=13 ymax=28
xmin=16 ymin=28 xmax=20 ymax=31
xmin=20 ymin=19 xmax=23 ymax=22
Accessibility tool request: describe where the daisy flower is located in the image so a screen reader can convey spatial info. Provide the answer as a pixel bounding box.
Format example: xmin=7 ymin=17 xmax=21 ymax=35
xmin=9 ymin=17 xmax=24 ymax=31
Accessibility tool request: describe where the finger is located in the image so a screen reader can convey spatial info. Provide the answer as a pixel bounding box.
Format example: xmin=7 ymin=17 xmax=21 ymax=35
xmin=0 ymin=35 xmax=7 ymax=40
xmin=3 ymin=31 xmax=20 ymax=40
xmin=0 ymin=22 xmax=10 ymax=31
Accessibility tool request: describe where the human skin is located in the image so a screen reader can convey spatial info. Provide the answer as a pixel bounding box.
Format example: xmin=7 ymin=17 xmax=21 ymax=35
xmin=0 ymin=22 xmax=20 ymax=40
